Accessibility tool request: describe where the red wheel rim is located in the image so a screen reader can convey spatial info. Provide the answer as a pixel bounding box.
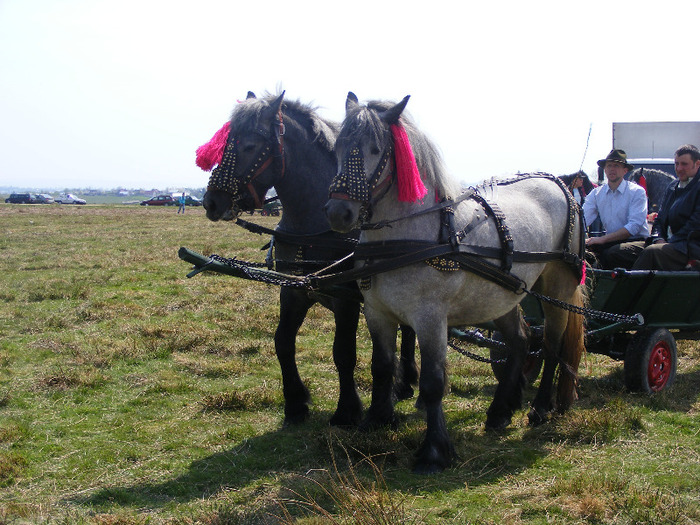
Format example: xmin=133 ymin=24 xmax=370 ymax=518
xmin=648 ymin=341 xmax=672 ymax=392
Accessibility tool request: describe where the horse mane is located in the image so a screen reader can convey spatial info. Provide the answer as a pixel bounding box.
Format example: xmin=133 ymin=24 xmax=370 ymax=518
xmin=338 ymin=99 xmax=460 ymax=199
xmin=627 ymin=167 xmax=675 ymax=184
xmin=626 ymin=167 xmax=676 ymax=209
xmin=230 ymin=93 xmax=338 ymax=154
xmin=558 ymin=170 xmax=595 ymax=193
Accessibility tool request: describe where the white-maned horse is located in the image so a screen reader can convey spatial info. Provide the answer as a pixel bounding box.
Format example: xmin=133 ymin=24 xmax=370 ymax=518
xmin=324 ymin=93 xmax=586 ymax=473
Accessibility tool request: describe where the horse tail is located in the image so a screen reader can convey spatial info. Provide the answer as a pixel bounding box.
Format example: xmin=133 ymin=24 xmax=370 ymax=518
xmin=556 ymin=284 xmax=586 ymax=412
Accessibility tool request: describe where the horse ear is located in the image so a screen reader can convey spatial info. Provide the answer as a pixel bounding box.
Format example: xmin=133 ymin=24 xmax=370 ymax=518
xmin=246 ymin=91 xmax=256 ymax=99
xmin=346 ymin=92 xmax=360 ymax=113
xmin=380 ymin=95 xmax=410 ymax=125
xmin=272 ymin=91 xmax=286 ymax=113
xmin=311 ymin=117 xmax=337 ymax=152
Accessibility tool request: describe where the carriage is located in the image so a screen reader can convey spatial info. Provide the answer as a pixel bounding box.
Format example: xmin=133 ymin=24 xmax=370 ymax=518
xmin=508 ymin=267 xmax=699 ymax=394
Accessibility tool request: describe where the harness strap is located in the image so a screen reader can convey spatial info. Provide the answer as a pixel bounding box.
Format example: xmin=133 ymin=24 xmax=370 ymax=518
xmin=361 ymin=188 xmax=476 ymax=230
xmin=471 ymin=193 xmax=514 ymax=271
xmin=353 ymin=239 xmax=572 ymax=264
xmin=439 ymin=201 xmax=459 ymax=250
xmin=234 ymin=217 xmax=358 ymax=251
xmin=487 ymin=173 xmax=585 ymax=280
xmin=309 ymin=242 xmax=525 ymax=292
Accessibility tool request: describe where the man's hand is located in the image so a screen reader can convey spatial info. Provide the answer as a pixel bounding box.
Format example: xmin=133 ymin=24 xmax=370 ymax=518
xmin=586 ymin=236 xmax=606 ymax=246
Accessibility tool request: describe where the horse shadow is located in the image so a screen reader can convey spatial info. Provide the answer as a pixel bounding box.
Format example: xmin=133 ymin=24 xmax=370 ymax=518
xmin=71 ymin=405 xmax=550 ymax=512
xmin=71 ymin=363 xmax=699 ymax=512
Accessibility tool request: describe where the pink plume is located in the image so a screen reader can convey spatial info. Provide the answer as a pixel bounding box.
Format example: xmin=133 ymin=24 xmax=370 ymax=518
xmin=391 ymin=124 xmax=427 ymax=202
xmin=195 ymin=121 xmax=231 ymax=171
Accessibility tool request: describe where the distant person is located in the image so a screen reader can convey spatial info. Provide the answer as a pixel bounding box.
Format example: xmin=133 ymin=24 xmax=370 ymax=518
xmin=631 ymin=144 xmax=700 ymax=270
xmin=582 ymin=149 xmax=648 ymax=268
xmin=178 ymin=193 xmax=186 ymax=214
xmin=559 ymin=171 xmax=595 ymax=205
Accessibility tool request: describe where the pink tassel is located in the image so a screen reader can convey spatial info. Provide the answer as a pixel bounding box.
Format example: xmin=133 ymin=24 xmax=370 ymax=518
xmin=580 ymin=260 xmax=587 ymax=286
xmin=391 ymin=124 xmax=427 ymax=202
xmin=195 ymin=121 xmax=231 ymax=171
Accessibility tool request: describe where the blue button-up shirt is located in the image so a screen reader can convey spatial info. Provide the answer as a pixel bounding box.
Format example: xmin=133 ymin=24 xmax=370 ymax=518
xmin=583 ymin=179 xmax=649 ymax=238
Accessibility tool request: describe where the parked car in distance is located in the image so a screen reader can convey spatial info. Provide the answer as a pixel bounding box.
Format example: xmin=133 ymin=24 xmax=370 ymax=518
xmin=5 ymin=193 xmax=37 ymax=204
xmin=140 ymin=194 xmax=176 ymax=206
xmin=55 ymin=193 xmax=86 ymax=205
xmin=183 ymin=195 xmax=202 ymax=206
xmin=34 ymin=193 xmax=55 ymax=204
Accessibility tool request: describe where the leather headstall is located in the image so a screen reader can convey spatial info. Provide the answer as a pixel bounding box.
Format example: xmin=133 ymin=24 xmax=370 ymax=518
xmin=328 ymin=143 xmax=394 ymax=223
xmin=207 ymin=108 xmax=286 ymax=209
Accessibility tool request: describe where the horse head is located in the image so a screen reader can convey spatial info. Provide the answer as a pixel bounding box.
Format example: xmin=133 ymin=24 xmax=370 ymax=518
xmin=324 ymin=92 xmax=413 ymax=233
xmin=201 ymin=91 xmax=287 ymax=221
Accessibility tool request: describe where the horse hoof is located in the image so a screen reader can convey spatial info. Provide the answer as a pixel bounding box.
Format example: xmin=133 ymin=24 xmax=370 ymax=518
xmin=412 ymin=461 xmax=446 ymax=475
xmin=414 ymin=394 xmax=425 ymax=411
xmin=413 ymin=441 xmax=455 ymax=474
xmin=330 ymin=409 xmax=362 ymax=428
xmin=393 ymin=384 xmax=414 ymax=401
xmin=485 ymin=414 xmax=511 ymax=431
xmin=527 ymin=407 xmax=550 ymax=426
xmin=283 ymin=405 xmax=310 ymax=427
xmin=358 ymin=412 xmax=397 ymax=432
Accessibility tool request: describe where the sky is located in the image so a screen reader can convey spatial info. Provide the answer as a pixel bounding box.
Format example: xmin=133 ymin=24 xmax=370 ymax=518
xmin=1 ymin=0 xmax=699 ymax=191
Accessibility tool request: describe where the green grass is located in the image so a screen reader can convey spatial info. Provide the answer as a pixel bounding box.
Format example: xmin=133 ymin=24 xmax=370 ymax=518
xmin=0 ymin=204 xmax=698 ymax=524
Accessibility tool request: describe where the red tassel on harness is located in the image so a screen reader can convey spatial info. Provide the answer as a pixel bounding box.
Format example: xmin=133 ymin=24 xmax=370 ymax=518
xmin=391 ymin=124 xmax=427 ymax=202
xmin=195 ymin=121 xmax=231 ymax=171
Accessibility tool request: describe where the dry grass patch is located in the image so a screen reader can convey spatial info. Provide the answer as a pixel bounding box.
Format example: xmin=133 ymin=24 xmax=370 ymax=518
xmin=273 ymin=445 xmax=425 ymax=524
xmin=201 ymin=385 xmax=281 ymax=412
xmin=541 ymin=398 xmax=645 ymax=444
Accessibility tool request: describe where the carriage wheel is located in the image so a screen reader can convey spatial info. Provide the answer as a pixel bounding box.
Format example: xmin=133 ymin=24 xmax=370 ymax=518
xmin=624 ymin=328 xmax=677 ymax=393
xmin=489 ymin=329 xmax=544 ymax=385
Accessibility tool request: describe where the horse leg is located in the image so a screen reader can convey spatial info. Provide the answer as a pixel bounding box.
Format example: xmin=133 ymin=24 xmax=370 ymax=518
xmin=413 ymin=317 xmax=455 ymax=474
xmin=359 ymin=315 xmax=399 ymax=431
xmin=329 ymin=298 xmax=363 ymax=427
xmin=275 ymin=288 xmax=314 ymax=426
xmin=394 ymin=325 xmax=418 ymax=401
xmin=528 ymin=346 xmax=558 ymax=425
xmin=528 ymin=285 xmax=585 ymax=425
xmin=556 ymin=287 xmax=585 ymax=412
xmin=485 ymin=307 xmax=529 ymax=430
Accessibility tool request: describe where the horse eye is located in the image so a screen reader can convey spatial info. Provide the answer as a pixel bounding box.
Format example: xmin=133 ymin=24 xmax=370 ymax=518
xmin=370 ymin=146 xmax=380 ymax=156
xmin=243 ymin=144 xmax=256 ymax=153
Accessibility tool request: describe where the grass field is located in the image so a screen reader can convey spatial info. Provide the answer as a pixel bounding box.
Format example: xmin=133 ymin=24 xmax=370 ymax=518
xmin=0 ymin=204 xmax=698 ymax=524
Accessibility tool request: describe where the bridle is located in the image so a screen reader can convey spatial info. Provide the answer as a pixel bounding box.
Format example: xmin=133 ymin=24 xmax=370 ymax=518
xmin=207 ymin=107 xmax=286 ymax=209
xmin=328 ymin=141 xmax=394 ymax=224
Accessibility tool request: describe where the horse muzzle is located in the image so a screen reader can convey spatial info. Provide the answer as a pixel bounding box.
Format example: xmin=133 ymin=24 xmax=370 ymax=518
xmin=324 ymin=197 xmax=361 ymax=233
xmin=203 ymin=190 xmax=241 ymax=222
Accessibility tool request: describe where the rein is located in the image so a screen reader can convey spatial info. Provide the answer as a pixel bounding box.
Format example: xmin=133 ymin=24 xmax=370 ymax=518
xmin=360 ymin=188 xmax=476 ymax=230
xmin=234 ymin=216 xmax=358 ymax=252
xmin=233 ymin=216 xmax=359 ymax=276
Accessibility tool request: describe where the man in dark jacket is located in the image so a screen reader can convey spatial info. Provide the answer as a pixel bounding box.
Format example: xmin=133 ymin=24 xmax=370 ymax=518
xmin=632 ymin=144 xmax=700 ymax=270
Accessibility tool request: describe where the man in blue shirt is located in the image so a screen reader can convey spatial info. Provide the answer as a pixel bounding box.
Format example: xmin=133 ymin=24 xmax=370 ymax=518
xmin=632 ymin=144 xmax=700 ymax=270
xmin=583 ymin=149 xmax=649 ymax=268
